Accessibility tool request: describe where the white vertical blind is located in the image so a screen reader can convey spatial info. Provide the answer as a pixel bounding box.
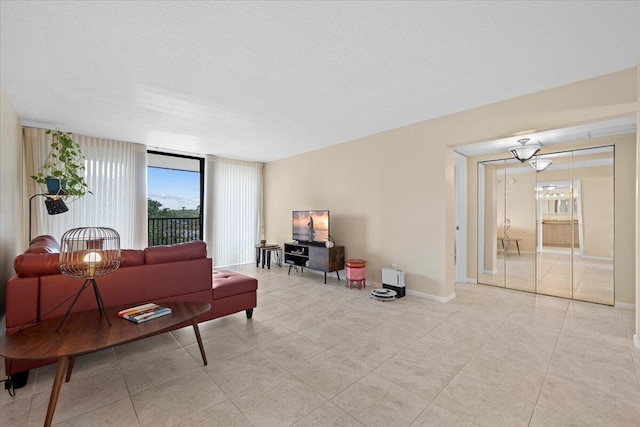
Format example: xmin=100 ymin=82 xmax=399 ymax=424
xmin=204 ymin=156 xmax=263 ymax=267
xmin=24 ymin=128 xmax=148 ymax=249
xmin=203 ymin=155 xmax=216 ymax=259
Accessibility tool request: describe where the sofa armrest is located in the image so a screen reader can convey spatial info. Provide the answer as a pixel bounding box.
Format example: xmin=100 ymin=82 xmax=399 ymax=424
xmin=6 ymin=275 xmax=39 ymax=328
xmin=14 ymin=253 xmax=61 ymax=277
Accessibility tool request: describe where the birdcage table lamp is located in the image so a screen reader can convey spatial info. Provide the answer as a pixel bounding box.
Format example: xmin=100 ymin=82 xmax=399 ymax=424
xmin=56 ymin=227 xmax=121 ymax=332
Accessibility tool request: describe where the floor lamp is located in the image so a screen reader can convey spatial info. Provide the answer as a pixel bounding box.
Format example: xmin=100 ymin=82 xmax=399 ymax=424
xmin=56 ymin=227 xmax=121 ymax=332
xmin=28 ymin=193 xmax=68 ymax=242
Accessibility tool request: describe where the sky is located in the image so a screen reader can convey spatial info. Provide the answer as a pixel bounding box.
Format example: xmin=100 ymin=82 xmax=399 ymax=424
xmin=148 ymin=167 xmax=200 ymax=211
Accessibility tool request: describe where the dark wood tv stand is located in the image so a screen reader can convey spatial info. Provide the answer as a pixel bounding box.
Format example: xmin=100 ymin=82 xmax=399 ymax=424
xmin=284 ymin=242 xmax=345 ymax=284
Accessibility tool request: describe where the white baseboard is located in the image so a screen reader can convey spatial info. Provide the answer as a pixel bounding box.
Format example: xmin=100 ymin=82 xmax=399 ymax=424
xmin=406 ymin=289 xmax=456 ymax=303
xmin=483 ymin=269 xmax=498 ymax=275
xmin=367 ymin=281 xmax=456 ymax=303
xmin=614 ymin=301 xmax=636 ymax=310
xmin=634 ymin=334 xmax=640 ymax=349
xmin=458 ymin=278 xmax=478 ymax=284
xmin=581 ymin=255 xmax=614 ymax=262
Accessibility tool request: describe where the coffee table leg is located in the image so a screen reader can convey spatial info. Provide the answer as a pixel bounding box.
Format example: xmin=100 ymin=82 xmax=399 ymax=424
xmin=191 ymin=319 xmax=208 ymax=366
xmin=65 ymin=356 xmax=76 ymax=382
xmin=45 ymin=356 xmax=69 ymax=427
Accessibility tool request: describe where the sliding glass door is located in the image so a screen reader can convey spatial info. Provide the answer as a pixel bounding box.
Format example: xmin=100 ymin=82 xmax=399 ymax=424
xmin=147 ymin=151 xmax=204 ymax=246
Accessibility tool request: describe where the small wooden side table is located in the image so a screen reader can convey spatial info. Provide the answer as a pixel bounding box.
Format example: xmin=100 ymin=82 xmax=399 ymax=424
xmin=255 ymin=243 xmax=282 ymax=268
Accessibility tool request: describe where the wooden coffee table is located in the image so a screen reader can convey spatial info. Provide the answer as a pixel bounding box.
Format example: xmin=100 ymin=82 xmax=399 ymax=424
xmin=0 ymin=301 xmax=210 ymax=427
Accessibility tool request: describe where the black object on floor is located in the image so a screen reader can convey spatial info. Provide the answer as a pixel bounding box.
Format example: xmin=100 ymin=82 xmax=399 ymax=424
xmin=11 ymin=370 xmax=29 ymax=388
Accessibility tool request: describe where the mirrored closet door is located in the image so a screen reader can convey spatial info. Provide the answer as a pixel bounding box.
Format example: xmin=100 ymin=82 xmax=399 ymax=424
xmin=535 ymin=151 xmax=574 ymax=300
xmin=505 ymin=158 xmax=536 ymax=293
xmin=477 ymin=145 xmax=614 ymax=305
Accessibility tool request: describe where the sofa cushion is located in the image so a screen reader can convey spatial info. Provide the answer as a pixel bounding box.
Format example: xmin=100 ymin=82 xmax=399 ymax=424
xmin=26 ymin=235 xmax=60 ymax=254
xmin=14 ymin=253 xmax=60 ymax=277
xmin=212 ymin=270 xmax=258 ymax=299
xmin=142 ymin=258 xmax=213 ymax=301
xmin=120 ymin=249 xmax=145 ymax=267
xmin=144 ymin=241 xmax=207 ymax=264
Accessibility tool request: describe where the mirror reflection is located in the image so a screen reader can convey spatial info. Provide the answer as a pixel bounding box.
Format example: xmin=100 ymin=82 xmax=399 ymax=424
xmin=478 ymin=145 xmax=614 ymax=305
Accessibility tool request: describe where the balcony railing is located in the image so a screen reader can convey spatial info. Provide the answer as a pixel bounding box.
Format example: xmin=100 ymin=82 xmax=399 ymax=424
xmin=148 ymin=217 xmax=201 ymax=246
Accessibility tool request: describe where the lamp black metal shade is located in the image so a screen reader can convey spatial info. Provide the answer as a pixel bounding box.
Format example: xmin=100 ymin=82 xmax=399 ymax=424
xmin=44 ymin=197 xmax=69 ymax=215
xmin=28 ymin=193 xmax=69 ymax=242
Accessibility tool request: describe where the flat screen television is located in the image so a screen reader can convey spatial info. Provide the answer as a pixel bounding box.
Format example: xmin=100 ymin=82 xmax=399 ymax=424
xmin=292 ymin=210 xmax=329 ymax=243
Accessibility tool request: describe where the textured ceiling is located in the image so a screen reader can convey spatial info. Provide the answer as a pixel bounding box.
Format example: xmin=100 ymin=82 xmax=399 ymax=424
xmin=1 ymin=1 xmax=639 ymax=162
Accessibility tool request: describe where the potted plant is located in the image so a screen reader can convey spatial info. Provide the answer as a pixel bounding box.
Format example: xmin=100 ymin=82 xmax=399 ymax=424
xmin=30 ymin=129 xmax=91 ymax=198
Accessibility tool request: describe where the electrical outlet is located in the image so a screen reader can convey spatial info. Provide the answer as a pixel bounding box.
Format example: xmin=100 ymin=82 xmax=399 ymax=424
xmin=391 ymin=263 xmax=398 ymax=270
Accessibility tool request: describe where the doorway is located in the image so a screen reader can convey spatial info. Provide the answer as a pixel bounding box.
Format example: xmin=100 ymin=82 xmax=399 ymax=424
xmin=454 ymin=152 xmax=467 ymax=282
xmin=477 ymin=145 xmax=614 ymax=305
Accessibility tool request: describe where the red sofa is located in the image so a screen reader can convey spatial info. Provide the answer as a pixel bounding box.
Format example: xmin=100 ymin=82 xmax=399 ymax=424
xmin=4 ymin=235 xmax=258 ymax=376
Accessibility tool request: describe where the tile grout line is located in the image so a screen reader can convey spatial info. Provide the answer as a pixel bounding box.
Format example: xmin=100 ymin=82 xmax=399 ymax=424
xmin=184 ymin=327 xmax=259 ymax=426
xmin=526 ymin=301 xmax=571 ymax=426
xmin=404 ymin=296 xmax=519 ymax=427
xmin=113 ymin=346 xmax=143 ymax=427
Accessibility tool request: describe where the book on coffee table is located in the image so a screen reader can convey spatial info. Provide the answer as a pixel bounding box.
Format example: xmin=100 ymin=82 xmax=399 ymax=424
xmin=118 ymin=303 xmax=172 ymax=323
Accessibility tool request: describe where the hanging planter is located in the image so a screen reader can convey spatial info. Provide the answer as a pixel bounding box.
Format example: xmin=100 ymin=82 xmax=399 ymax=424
xmin=30 ymin=130 xmax=91 ymax=198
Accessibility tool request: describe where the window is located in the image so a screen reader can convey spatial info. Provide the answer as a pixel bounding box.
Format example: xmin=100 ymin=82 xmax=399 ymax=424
xmin=147 ymin=151 xmax=204 ymax=246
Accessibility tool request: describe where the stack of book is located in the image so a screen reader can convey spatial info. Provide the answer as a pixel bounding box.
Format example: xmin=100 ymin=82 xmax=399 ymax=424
xmin=118 ymin=303 xmax=172 ymax=323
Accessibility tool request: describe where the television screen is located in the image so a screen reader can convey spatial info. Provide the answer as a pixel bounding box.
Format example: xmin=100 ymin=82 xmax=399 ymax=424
xmin=292 ymin=210 xmax=329 ymax=243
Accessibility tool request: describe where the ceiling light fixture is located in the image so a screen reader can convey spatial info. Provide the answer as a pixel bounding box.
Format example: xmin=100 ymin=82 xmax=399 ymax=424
xmin=509 ymin=138 xmax=541 ymax=162
xmin=529 ymin=158 xmax=552 ymax=172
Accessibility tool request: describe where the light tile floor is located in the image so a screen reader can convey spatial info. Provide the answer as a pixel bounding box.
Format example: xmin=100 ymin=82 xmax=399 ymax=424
xmin=1 ymin=264 xmax=638 ymax=426
xmin=478 ymin=250 xmax=614 ymax=305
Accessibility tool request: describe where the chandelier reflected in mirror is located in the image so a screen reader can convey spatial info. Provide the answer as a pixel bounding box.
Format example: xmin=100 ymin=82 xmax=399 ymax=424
xmin=529 ymin=158 xmax=553 ymax=172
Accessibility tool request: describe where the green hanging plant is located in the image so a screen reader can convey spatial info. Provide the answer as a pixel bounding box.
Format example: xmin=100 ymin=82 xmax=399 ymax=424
xmin=30 ymin=129 xmax=92 ymax=198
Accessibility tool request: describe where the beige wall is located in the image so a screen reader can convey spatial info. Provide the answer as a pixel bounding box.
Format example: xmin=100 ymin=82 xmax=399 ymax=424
xmin=0 ymin=87 xmax=24 ymax=320
xmin=636 ymin=53 xmax=639 ymax=347
xmin=615 ymin=135 xmax=637 ymax=304
xmin=265 ymin=67 xmax=637 ymax=300
xmin=468 ymin=134 xmax=635 ymax=304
